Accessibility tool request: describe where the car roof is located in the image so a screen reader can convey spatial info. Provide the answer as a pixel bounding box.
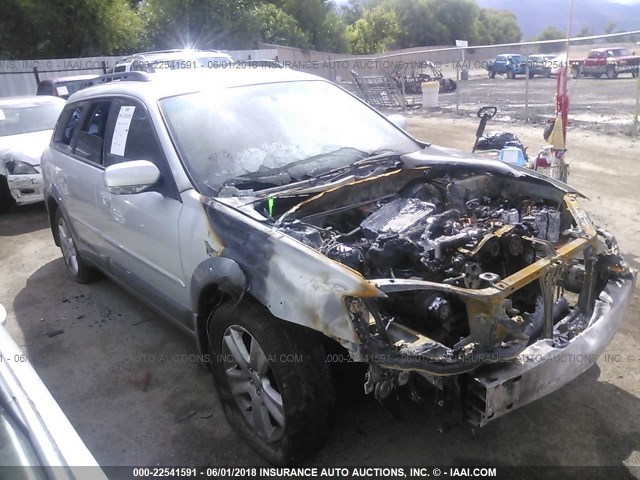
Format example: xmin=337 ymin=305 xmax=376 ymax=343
xmin=67 ymin=68 xmax=324 ymax=104
xmin=39 ymin=74 xmax=100 ymax=84
xmin=115 ymin=49 xmax=232 ymax=64
xmin=591 ymin=47 xmax=625 ymax=52
xmin=0 ymin=95 xmax=66 ymax=107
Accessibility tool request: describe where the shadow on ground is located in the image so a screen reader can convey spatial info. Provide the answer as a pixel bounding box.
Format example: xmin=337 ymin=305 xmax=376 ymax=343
xmin=9 ymin=260 xmax=640 ymax=473
xmin=0 ymin=203 xmax=49 ymax=236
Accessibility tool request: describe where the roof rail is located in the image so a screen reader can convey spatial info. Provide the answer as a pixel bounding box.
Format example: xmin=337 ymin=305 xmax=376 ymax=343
xmin=138 ymin=49 xmax=190 ymax=55
xmin=82 ymin=71 xmax=152 ymax=88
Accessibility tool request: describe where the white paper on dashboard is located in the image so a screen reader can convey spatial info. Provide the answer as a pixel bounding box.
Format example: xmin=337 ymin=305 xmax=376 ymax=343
xmin=56 ymin=85 xmax=69 ymax=96
xmin=110 ymin=106 xmax=136 ymax=156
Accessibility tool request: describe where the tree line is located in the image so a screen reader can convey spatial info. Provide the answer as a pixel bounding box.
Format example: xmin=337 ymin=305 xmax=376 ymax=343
xmin=0 ymin=0 xmax=523 ymax=58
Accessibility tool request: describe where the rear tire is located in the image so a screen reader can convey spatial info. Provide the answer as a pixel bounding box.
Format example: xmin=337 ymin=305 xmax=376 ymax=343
xmin=54 ymin=209 xmax=100 ymax=283
xmin=0 ymin=176 xmax=15 ymax=215
xmin=209 ymin=301 xmax=335 ymax=465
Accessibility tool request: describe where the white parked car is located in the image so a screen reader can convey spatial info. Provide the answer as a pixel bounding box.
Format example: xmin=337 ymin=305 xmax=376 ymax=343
xmin=0 ymin=96 xmax=65 ymax=213
xmin=550 ymin=52 xmax=568 ymax=76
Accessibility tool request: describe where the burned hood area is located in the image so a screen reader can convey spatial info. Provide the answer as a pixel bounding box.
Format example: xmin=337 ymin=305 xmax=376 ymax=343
xmin=274 ymin=165 xmax=561 ymax=347
xmin=235 ymin=150 xmax=628 ymax=359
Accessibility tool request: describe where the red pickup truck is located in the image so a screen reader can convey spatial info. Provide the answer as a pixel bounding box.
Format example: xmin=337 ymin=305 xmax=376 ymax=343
xmin=569 ymin=47 xmax=640 ymax=79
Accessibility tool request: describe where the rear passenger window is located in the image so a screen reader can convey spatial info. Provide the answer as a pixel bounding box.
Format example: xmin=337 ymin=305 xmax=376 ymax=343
xmin=53 ymin=105 xmax=83 ymax=147
xmin=75 ymin=101 xmax=112 ymax=165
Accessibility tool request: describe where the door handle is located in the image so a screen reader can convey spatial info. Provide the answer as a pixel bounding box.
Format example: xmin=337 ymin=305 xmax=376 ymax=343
xmin=100 ymin=191 xmax=111 ymax=207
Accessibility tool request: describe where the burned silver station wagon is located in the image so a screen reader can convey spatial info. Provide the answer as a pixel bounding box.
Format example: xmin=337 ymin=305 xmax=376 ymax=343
xmin=41 ymin=69 xmax=636 ymax=464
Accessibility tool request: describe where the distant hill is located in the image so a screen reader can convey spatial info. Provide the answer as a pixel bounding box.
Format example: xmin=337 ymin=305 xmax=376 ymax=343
xmin=476 ymin=0 xmax=640 ymax=40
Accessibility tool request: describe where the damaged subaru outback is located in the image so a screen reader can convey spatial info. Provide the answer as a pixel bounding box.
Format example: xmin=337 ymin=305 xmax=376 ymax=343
xmin=41 ymin=69 xmax=636 ymax=464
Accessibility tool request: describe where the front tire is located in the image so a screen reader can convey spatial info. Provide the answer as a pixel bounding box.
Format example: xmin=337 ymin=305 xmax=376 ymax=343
xmin=209 ymin=301 xmax=335 ymax=464
xmin=55 ymin=209 xmax=99 ymax=283
xmin=0 ymin=176 xmax=15 ymax=214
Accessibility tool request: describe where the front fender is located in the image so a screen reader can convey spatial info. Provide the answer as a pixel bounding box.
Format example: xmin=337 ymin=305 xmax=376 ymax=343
xmin=190 ymin=257 xmax=247 ymax=311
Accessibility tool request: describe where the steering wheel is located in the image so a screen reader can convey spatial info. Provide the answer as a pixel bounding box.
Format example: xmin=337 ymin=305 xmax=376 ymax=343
xmin=477 ymin=106 xmax=497 ymax=119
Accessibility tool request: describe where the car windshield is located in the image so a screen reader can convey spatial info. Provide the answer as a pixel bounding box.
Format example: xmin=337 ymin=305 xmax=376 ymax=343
xmin=610 ymin=49 xmax=631 ymax=57
xmin=0 ymin=101 xmax=63 ymax=136
xmin=160 ymin=80 xmax=420 ymax=193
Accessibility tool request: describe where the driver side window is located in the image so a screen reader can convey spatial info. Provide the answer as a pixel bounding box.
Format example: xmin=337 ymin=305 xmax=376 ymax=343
xmin=103 ymin=100 xmax=177 ymax=198
xmin=103 ymin=103 xmax=163 ymax=168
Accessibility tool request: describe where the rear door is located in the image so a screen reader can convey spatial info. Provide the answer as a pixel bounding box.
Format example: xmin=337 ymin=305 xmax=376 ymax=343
xmin=94 ymin=98 xmax=189 ymax=325
xmin=49 ymin=100 xmax=113 ymax=264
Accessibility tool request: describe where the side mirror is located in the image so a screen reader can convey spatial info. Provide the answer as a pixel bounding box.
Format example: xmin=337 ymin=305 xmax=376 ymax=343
xmin=104 ymin=160 xmax=160 ymax=194
xmin=387 ymin=114 xmax=407 ymax=129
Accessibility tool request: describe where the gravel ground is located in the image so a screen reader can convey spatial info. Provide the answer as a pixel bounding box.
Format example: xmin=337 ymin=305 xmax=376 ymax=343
xmin=0 ymin=116 xmax=639 ymax=475
xmin=392 ymin=73 xmax=640 ymax=137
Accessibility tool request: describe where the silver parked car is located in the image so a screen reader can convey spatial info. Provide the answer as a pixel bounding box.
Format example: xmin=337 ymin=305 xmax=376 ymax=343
xmin=0 ymin=304 xmax=107 ymax=479
xmin=41 ymin=69 xmax=636 ymax=464
xmin=0 ymin=96 xmax=65 ymax=214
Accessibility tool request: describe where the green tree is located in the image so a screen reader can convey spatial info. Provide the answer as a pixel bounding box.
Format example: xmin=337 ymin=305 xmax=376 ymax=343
xmin=475 ymin=9 xmax=521 ymax=45
xmin=0 ymin=0 xmax=145 ymax=58
xmin=253 ymin=3 xmax=310 ymax=48
xmin=533 ymin=26 xmax=566 ymax=52
xmin=340 ymin=0 xmax=365 ymax=25
xmin=346 ymin=4 xmax=399 ymax=54
xmin=144 ymin=0 xmax=260 ymax=50
xmin=275 ymin=0 xmax=348 ymax=52
xmin=385 ymin=0 xmax=444 ymax=47
xmin=380 ymin=0 xmax=520 ymax=48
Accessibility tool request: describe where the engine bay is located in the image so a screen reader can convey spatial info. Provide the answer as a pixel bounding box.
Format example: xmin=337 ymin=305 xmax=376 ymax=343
xmin=274 ymin=169 xmax=575 ymax=348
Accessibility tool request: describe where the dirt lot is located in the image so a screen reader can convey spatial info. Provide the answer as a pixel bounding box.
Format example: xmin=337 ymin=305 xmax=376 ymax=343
xmin=404 ymin=75 xmax=640 ymax=137
xmin=0 ymin=117 xmax=639 ymax=474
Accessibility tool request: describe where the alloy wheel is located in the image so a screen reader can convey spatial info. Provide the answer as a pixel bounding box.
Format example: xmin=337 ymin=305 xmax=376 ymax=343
xmin=58 ymin=217 xmax=79 ymax=276
xmin=221 ymin=325 xmax=285 ymax=442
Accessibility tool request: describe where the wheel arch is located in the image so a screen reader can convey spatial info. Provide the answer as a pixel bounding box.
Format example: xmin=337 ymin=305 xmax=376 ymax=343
xmin=191 ymin=257 xmax=248 ymax=355
xmin=46 ymin=194 xmax=61 ymax=247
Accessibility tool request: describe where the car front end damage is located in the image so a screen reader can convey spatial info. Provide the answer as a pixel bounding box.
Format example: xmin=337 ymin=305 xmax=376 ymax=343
xmin=208 ymin=156 xmax=635 ymax=427
xmin=1 ymin=153 xmax=44 ymax=205
xmin=342 ymin=194 xmax=635 ymax=425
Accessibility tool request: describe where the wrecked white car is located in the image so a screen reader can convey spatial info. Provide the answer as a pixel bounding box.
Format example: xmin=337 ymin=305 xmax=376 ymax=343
xmin=41 ymin=69 xmax=636 ymax=465
xmin=0 ymin=96 xmax=65 ymax=213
